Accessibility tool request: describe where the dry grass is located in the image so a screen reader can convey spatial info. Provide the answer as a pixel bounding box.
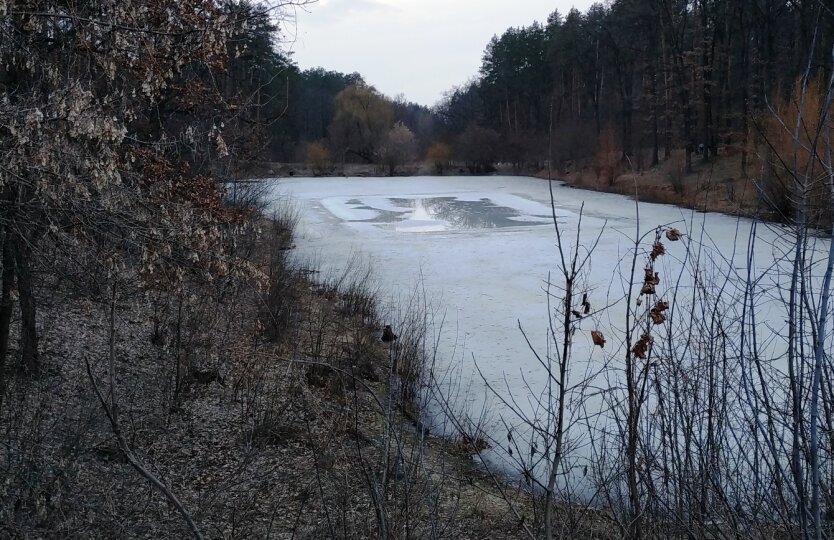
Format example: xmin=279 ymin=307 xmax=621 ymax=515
xmin=550 ymin=149 xmax=764 ymax=218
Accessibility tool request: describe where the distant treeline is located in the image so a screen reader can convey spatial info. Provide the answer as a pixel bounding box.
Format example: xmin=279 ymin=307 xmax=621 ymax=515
xmin=444 ymin=0 xmax=834 ymax=173
xmin=246 ymin=1 xmax=834 ymax=177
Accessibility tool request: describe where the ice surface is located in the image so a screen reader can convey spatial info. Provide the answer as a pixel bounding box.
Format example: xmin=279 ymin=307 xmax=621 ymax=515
xmin=317 ymin=192 xmax=552 ymax=232
xmin=267 ymin=175 xmax=829 ymax=493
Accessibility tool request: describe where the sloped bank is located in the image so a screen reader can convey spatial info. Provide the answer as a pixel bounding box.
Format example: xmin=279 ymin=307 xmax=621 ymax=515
xmin=1 ymin=203 xmax=592 ymax=538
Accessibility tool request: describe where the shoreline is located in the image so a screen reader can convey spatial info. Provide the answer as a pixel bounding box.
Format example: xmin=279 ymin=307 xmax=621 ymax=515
xmin=239 ymin=159 xmax=770 ymax=224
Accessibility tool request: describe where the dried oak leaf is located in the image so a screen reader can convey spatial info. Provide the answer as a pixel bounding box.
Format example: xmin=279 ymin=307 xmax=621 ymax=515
xmin=666 ymin=228 xmax=683 ymax=241
xmin=650 ymin=309 xmax=666 ymax=325
xmin=632 ymin=333 xmax=654 ymax=359
xmin=650 ymin=241 xmax=666 ymax=261
xmin=591 ymin=330 xmax=606 ymax=348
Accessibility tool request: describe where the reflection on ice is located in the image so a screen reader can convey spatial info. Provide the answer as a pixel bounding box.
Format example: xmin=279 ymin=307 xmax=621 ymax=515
xmin=334 ymin=194 xmax=553 ymax=231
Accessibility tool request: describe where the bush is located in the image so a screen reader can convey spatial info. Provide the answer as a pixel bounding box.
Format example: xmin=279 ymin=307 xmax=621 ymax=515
xmin=665 ymin=151 xmax=687 ymax=194
xmin=304 ymin=141 xmax=332 ymax=175
xmin=425 ymin=142 xmax=452 ymax=175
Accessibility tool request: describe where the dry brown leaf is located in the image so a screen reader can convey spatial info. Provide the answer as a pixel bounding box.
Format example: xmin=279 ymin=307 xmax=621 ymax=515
xmin=632 ymin=333 xmax=654 ymax=359
xmin=591 ymin=330 xmax=606 ymax=348
xmin=650 ymin=241 xmax=666 ymax=261
xmin=650 ymin=309 xmax=666 ymax=325
xmin=666 ymin=228 xmax=683 ymax=241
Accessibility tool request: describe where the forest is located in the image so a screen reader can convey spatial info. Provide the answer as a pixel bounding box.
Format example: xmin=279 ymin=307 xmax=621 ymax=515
xmin=3 ymin=0 xmax=834 ymax=538
xmin=235 ymin=0 xmax=834 ymax=224
xmin=253 ymin=2 xmax=833 ymax=171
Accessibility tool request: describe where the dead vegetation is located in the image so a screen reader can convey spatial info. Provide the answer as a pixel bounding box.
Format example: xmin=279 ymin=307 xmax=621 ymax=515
xmin=554 ymin=149 xmax=763 ymax=219
xmin=0 ymin=192 xmax=568 ymax=538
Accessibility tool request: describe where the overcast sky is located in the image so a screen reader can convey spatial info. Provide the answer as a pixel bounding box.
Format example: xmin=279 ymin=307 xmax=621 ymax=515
xmin=285 ymin=0 xmax=597 ymax=108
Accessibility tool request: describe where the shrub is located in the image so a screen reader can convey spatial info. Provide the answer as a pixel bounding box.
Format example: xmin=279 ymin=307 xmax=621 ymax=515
xmin=425 ymin=142 xmax=453 ymax=175
xmin=305 ymin=141 xmax=332 ymax=175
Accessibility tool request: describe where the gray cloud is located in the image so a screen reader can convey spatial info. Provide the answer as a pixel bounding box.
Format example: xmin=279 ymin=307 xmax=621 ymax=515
xmin=306 ymin=0 xmax=396 ymax=22
xmin=291 ymin=1 xmax=596 ymax=106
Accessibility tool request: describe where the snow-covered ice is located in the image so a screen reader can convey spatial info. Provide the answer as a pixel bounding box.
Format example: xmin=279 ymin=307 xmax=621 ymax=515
xmin=267 ymin=175 xmax=824 ymax=491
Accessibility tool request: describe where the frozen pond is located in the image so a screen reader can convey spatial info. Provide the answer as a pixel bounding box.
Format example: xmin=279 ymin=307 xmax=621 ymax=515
xmin=268 ymin=175 xmax=828 ymax=495
xmin=270 ymin=177 xmax=637 ymax=409
xmin=270 ymin=175 xmax=769 ymax=382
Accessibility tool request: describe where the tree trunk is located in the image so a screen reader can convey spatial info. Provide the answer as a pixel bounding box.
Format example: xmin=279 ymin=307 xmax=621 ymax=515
xmin=651 ymin=60 xmax=660 ymax=167
xmin=0 ymin=230 xmax=15 ymax=411
xmin=738 ymin=3 xmax=751 ymax=177
xmin=14 ymin=242 xmax=38 ymax=374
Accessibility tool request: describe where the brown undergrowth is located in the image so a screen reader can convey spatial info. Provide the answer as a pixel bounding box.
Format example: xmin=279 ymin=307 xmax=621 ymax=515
xmin=538 ymin=150 xmax=773 ymax=221
xmin=0 ymin=205 xmax=561 ymax=538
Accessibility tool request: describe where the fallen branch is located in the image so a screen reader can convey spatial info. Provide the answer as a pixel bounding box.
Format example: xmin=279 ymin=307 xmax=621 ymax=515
xmin=84 ymin=282 xmax=204 ymax=540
